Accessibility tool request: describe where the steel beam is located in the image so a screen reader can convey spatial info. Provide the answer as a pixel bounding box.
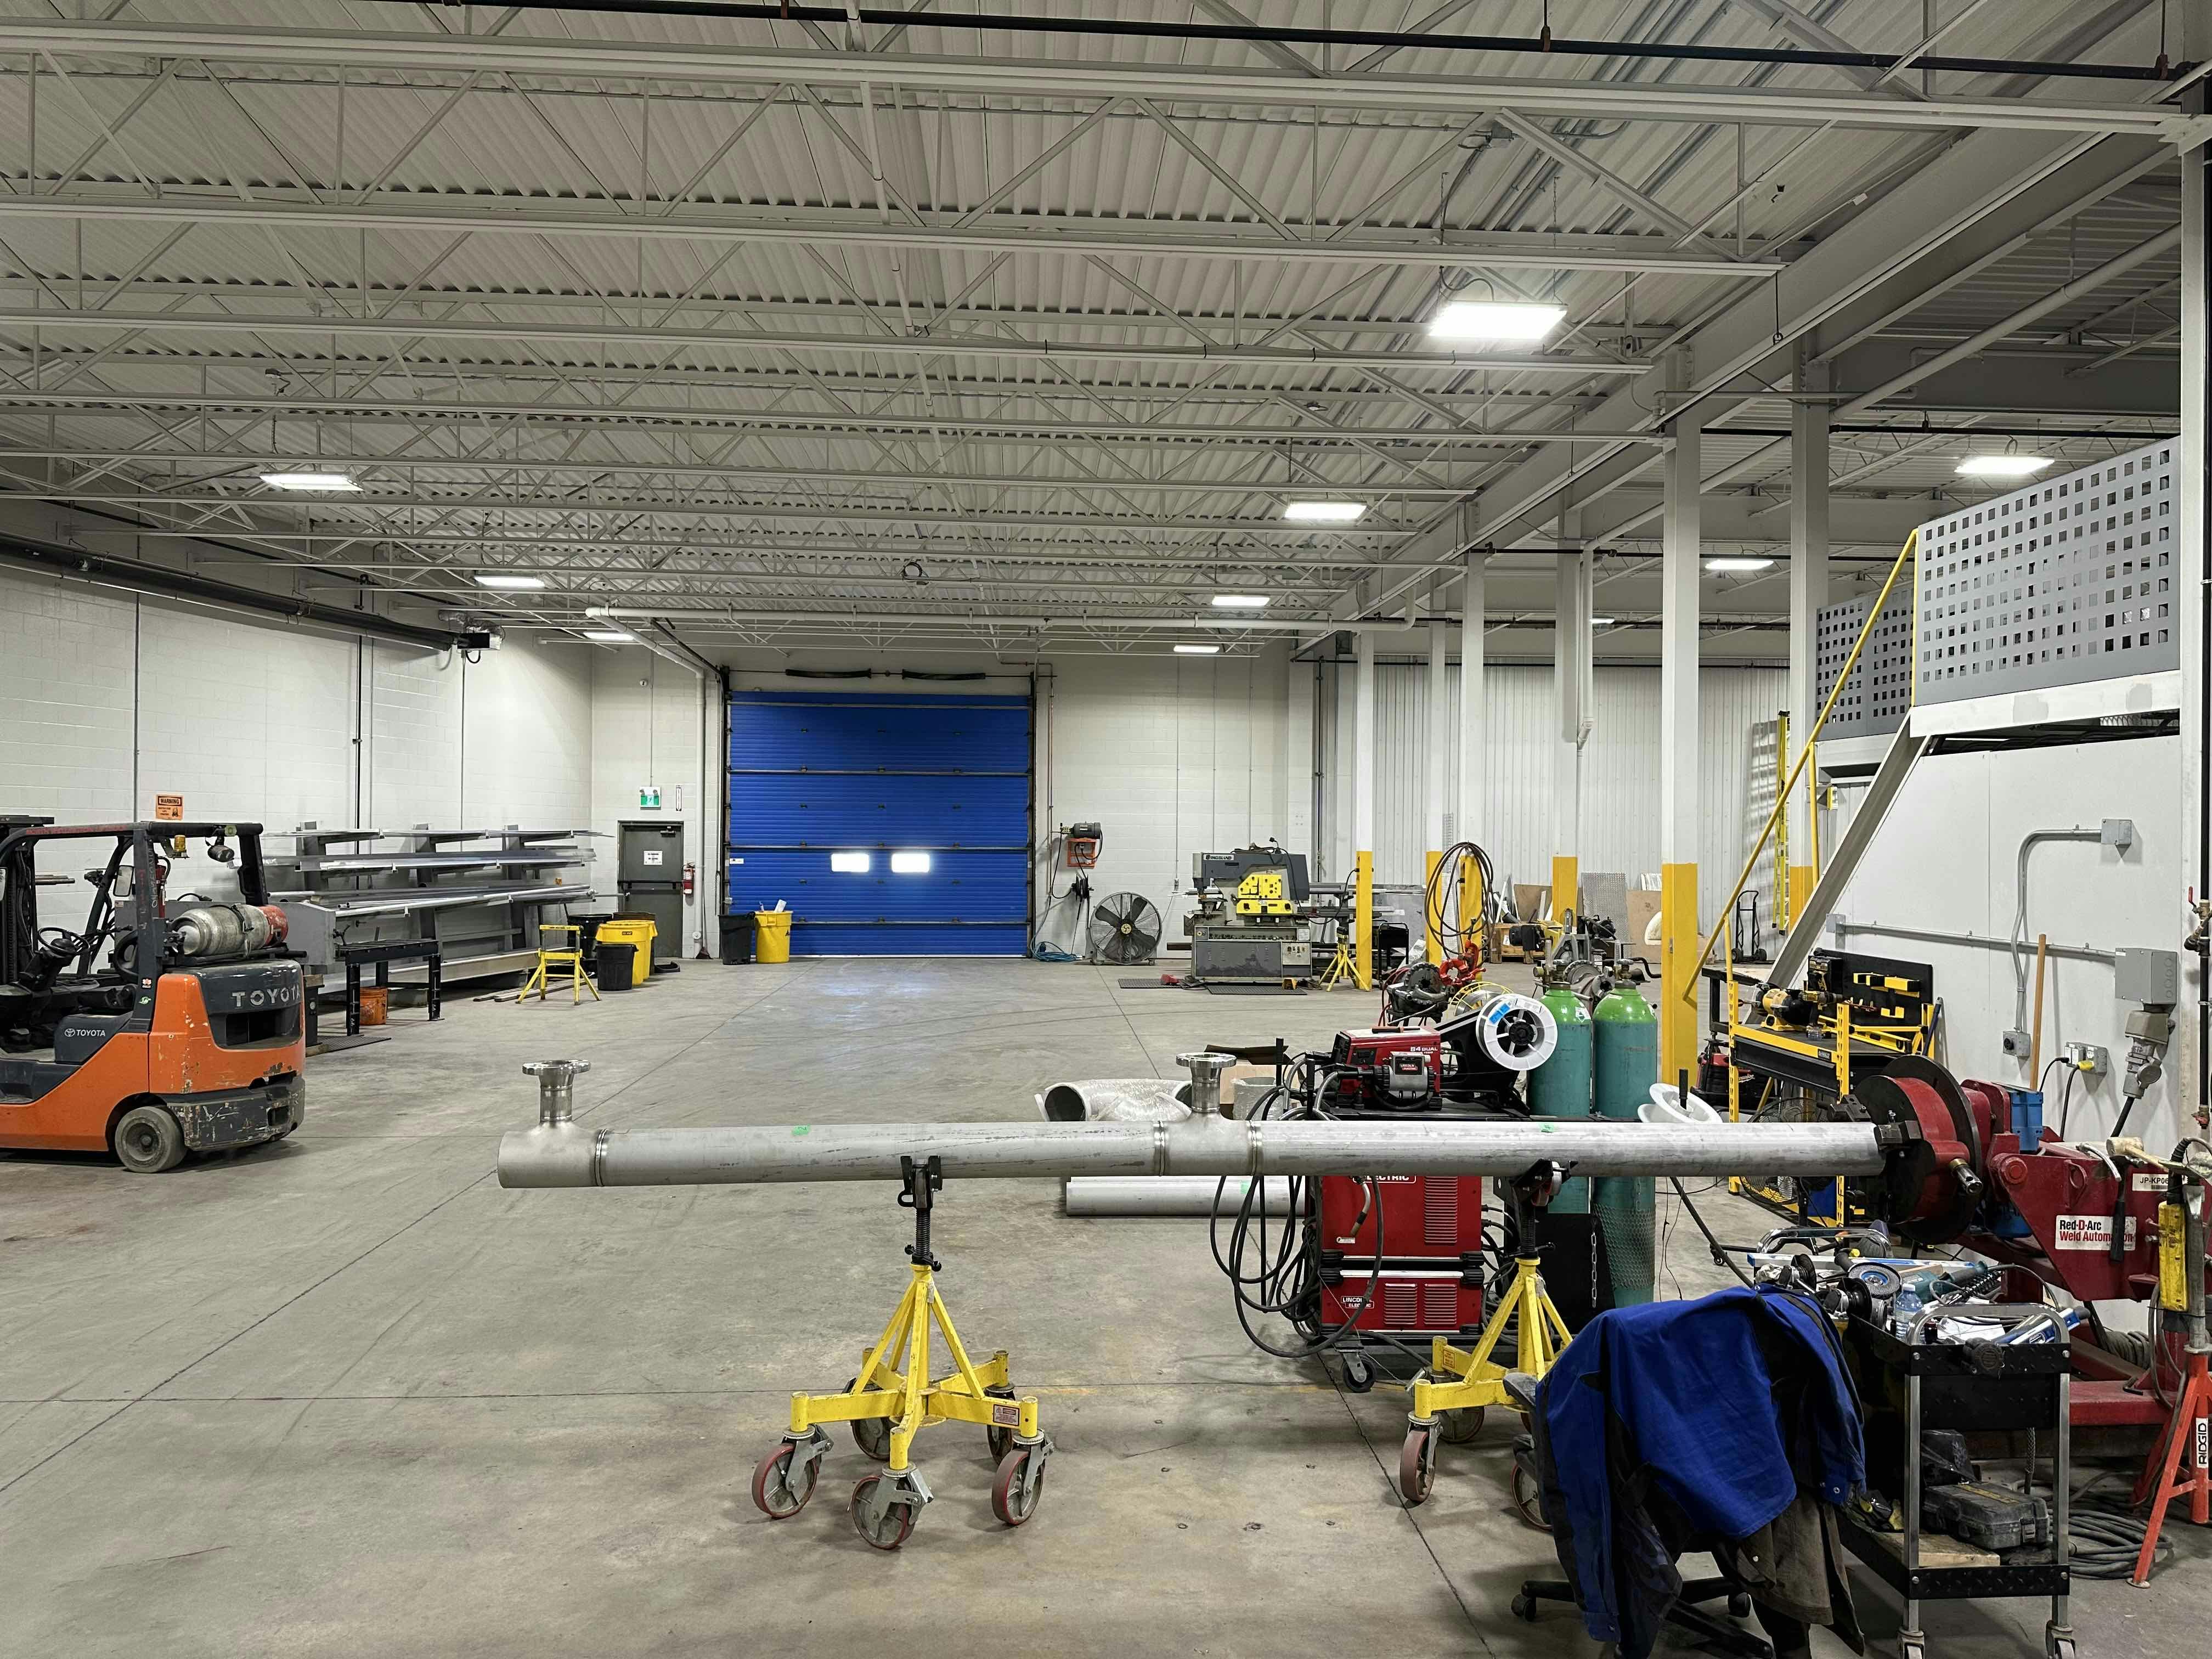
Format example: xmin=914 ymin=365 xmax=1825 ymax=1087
xmin=0 ymin=193 xmax=1782 ymax=279
xmin=14 ymin=21 xmax=2198 ymax=137
xmin=0 ymin=300 xmax=1644 ymax=375
xmin=0 ymin=390 xmax=1646 ymax=447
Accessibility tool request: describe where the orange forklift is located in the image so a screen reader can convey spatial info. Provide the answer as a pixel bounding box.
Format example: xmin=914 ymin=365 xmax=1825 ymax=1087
xmin=1 ymin=816 xmax=306 ymax=1172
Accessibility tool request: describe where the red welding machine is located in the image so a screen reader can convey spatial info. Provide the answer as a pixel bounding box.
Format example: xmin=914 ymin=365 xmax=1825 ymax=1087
xmin=1318 ymin=1168 xmax=1486 ymax=1337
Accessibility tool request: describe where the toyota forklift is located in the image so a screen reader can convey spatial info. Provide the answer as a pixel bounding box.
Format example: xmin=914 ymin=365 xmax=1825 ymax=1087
xmin=0 ymin=816 xmax=306 ymax=1172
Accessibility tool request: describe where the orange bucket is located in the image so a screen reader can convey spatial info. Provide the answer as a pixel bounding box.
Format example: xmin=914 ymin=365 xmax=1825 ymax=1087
xmin=358 ymin=986 xmax=390 ymax=1026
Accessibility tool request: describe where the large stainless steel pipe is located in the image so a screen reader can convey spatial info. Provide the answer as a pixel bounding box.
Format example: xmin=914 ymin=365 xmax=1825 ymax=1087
xmin=497 ymin=1116 xmax=1887 ymax=1189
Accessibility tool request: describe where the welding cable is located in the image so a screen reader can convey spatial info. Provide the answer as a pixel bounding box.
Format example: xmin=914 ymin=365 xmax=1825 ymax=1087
xmin=2019 ymin=1458 xmax=2169 ymax=1579
xmin=1670 ymin=1176 xmax=1755 ymax=1286
xmin=1209 ymin=1053 xmax=1401 ymax=1362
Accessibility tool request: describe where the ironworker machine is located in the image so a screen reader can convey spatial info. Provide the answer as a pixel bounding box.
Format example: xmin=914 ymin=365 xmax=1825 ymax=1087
xmin=1186 ymin=843 xmax=1314 ymax=986
xmin=0 ymin=817 xmax=307 ymax=1172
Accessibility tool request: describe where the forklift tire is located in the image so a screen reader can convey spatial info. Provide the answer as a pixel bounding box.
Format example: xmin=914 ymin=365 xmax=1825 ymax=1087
xmin=112 ymin=1104 xmax=187 ymax=1174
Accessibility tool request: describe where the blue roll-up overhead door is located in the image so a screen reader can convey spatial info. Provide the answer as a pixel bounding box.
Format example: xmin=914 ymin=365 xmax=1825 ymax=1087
xmin=724 ymin=690 xmax=1031 ymax=956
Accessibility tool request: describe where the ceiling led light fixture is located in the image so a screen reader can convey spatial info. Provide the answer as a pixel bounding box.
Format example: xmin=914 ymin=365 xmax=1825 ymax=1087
xmin=1590 ymin=617 xmax=1617 ymax=628
xmin=583 ymin=629 xmax=634 ymax=644
xmin=1283 ymin=501 xmax=1365 ymax=523
xmin=258 ymin=470 xmax=359 ymax=492
xmin=1427 ymin=301 xmax=1566 ymax=343
xmin=474 ymin=573 xmax=547 ymax=590
xmin=1956 ymin=454 xmax=2052 ymax=478
xmin=1704 ymin=557 xmax=1776 ymax=573
xmin=1174 ymin=644 xmax=1223 ymax=655
xmin=1211 ymin=595 xmax=1271 ymax=609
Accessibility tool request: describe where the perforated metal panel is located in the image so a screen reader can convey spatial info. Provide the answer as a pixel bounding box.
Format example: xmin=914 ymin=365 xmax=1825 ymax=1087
xmin=1812 ymin=588 xmax=1914 ymax=741
xmin=1916 ymin=440 xmax=2180 ymax=704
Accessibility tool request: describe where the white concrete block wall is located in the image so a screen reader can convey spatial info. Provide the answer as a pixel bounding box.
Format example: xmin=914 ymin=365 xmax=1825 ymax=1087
xmin=0 ymin=572 xmax=594 ymax=884
xmin=133 ymin=605 xmax=357 ymax=830
xmin=0 ymin=568 xmax=137 ymax=821
xmin=364 ymin=642 xmax=462 ymax=829
xmin=1039 ymin=650 xmax=1290 ymax=954
xmin=462 ymin=634 xmax=594 ymax=830
xmin=591 ymin=647 xmax=710 ymax=954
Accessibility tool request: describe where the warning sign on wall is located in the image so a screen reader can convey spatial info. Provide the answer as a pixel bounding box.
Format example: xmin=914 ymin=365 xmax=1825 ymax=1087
xmin=154 ymin=794 xmax=184 ymax=821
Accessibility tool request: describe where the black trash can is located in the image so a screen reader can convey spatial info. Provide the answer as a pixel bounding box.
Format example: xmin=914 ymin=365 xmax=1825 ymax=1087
xmin=721 ymin=913 xmax=758 ymax=964
xmin=597 ymin=941 xmax=638 ymax=993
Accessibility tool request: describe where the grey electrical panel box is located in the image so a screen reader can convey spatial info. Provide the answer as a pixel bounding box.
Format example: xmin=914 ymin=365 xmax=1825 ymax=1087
xmin=2113 ymin=947 xmax=2179 ymax=1006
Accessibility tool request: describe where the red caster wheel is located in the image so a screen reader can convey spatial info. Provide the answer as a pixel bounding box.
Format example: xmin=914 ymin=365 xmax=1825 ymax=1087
xmin=1398 ymin=1424 xmax=1437 ymax=1506
xmin=752 ymin=1439 xmax=819 ymax=1519
xmin=850 ymin=1473 xmax=919 ymax=1550
xmin=991 ymin=1443 xmax=1049 ymax=1526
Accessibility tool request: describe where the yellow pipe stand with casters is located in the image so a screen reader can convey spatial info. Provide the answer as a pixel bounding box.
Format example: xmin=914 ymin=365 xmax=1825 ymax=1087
xmin=750 ymin=1154 xmax=1052 ymax=1549
xmin=518 ymin=923 xmax=599 ymax=1006
xmin=1398 ymin=1166 xmax=1578 ymax=1506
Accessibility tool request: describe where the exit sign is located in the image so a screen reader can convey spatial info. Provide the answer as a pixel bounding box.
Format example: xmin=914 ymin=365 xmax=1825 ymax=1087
xmin=639 ymin=786 xmax=662 ymax=808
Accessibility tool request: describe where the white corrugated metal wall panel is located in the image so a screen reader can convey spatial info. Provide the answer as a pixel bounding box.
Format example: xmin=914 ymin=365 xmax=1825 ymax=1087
xmin=1321 ymin=662 xmax=1786 ymax=925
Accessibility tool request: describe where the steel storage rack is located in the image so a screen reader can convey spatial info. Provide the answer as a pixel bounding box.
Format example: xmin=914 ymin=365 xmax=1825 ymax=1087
xmin=269 ymin=825 xmax=602 ymax=1012
xmin=1838 ymin=1307 xmax=2076 ymax=1659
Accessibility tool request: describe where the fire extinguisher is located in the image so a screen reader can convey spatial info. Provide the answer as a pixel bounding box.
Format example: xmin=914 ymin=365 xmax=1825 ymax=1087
xmin=682 ymin=860 xmax=696 ymax=901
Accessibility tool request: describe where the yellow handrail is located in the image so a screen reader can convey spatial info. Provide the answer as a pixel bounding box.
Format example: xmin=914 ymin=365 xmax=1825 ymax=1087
xmin=1680 ymin=528 xmax=1919 ymax=1004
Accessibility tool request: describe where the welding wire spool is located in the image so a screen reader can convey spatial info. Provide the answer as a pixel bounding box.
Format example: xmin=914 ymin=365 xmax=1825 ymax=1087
xmin=1472 ymin=990 xmax=1559 ymax=1072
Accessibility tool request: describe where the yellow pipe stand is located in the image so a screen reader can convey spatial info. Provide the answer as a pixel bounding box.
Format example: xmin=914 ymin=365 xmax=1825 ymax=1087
xmin=1399 ymin=1248 xmax=1575 ymax=1505
xmin=518 ymin=923 xmax=599 ymax=1006
xmin=750 ymin=1156 xmax=1051 ymax=1548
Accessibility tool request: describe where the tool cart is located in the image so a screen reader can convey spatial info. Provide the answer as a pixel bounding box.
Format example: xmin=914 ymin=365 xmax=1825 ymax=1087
xmin=1838 ymin=1306 xmax=2075 ymax=1659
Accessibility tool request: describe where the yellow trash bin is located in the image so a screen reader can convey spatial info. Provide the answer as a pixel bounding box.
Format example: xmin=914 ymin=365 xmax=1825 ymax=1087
xmin=594 ymin=918 xmax=657 ymax=986
xmin=753 ymin=910 xmax=792 ymax=964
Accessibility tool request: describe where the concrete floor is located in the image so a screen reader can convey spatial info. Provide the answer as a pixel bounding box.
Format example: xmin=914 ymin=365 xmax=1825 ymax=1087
xmin=2 ymin=957 xmax=2204 ymax=1658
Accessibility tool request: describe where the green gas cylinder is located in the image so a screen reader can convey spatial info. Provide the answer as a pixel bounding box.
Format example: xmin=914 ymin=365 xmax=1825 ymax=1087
xmin=1592 ymin=984 xmax=1659 ymax=1305
xmin=1527 ymin=985 xmax=1594 ymax=1215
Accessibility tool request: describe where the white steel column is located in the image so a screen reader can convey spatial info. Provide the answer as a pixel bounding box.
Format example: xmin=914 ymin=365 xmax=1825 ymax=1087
xmin=2180 ymin=66 xmax=2208 ymax=1143
xmin=1458 ymin=550 xmax=1489 ymax=940
xmin=1424 ymin=612 xmax=1450 ymax=961
xmin=1353 ymin=629 xmax=1377 ymax=855
xmin=1425 ymin=616 xmax=1449 ymax=852
xmin=1353 ymin=629 xmax=1378 ymax=990
xmin=1660 ymin=405 xmax=1703 ymax=1082
xmin=1553 ymin=544 xmax=1591 ymax=921
xmin=1787 ymin=353 xmax=1832 ymax=929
